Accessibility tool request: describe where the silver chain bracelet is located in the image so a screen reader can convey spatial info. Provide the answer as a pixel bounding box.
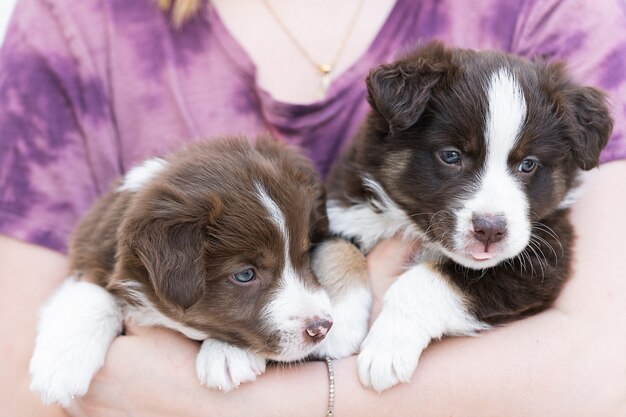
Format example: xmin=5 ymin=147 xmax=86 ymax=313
xmin=324 ymin=357 xmax=335 ymax=417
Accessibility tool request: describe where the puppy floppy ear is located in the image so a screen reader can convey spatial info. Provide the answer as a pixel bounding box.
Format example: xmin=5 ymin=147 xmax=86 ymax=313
xmin=127 ymin=189 xmax=222 ymax=309
xmin=566 ymin=86 xmax=613 ymax=170
xmin=367 ymin=42 xmax=451 ymax=134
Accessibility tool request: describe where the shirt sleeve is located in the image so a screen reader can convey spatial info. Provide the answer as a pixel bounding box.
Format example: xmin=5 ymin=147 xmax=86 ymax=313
xmin=0 ymin=0 xmax=119 ymax=253
xmin=512 ymin=0 xmax=626 ymax=164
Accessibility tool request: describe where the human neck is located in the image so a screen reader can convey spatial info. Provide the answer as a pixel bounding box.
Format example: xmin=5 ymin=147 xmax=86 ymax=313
xmin=212 ymin=0 xmax=397 ymax=104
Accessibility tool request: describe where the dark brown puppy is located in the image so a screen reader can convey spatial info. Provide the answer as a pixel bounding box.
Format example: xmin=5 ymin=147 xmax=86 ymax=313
xmin=327 ymin=42 xmax=613 ymax=391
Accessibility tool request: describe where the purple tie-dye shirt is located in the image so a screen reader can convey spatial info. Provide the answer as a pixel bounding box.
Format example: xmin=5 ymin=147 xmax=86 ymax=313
xmin=1 ymin=0 xmax=625 ymax=253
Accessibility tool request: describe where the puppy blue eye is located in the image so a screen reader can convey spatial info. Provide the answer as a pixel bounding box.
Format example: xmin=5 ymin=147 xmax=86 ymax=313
xmin=439 ymin=150 xmax=462 ymax=165
xmin=519 ymin=158 xmax=538 ymax=173
xmin=232 ymin=268 xmax=256 ymax=283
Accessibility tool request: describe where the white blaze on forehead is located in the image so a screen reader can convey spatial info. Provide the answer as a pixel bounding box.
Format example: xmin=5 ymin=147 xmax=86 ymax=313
xmin=255 ymin=182 xmax=289 ymax=244
xmin=117 ymin=157 xmax=168 ymax=192
xmin=255 ymin=182 xmax=332 ymax=360
xmin=450 ymin=68 xmax=531 ymax=267
xmin=255 ymin=181 xmax=293 ymax=279
xmin=485 ymin=67 xmax=527 ymax=159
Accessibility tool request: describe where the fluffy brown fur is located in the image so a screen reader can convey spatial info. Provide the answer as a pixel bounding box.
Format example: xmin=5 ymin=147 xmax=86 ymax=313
xmin=71 ymin=136 xmax=329 ymax=353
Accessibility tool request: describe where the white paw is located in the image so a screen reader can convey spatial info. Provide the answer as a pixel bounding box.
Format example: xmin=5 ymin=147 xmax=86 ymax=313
xmin=196 ymin=339 xmax=266 ymax=391
xmin=357 ymin=321 xmax=425 ymax=393
xmin=312 ymin=285 xmax=371 ymax=360
xmin=30 ymin=349 xmax=97 ymax=407
xmin=29 ymin=278 xmax=122 ymax=407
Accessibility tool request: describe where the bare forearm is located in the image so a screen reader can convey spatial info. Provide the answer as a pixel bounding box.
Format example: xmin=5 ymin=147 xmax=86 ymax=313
xmin=341 ymin=310 xmax=621 ymax=417
xmin=190 ymin=162 xmax=626 ymax=417
xmin=0 ymin=236 xmax=70 ymax=417
xmin=190 ymin=307 xmax=620 ymax=417
xmin=69 ymin=162 xmax=626 ymax=417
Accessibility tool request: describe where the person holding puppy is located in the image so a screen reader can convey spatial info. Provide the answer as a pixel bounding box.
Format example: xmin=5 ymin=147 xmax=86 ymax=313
xmin=1 ymin=0 xmax=625 ymax=416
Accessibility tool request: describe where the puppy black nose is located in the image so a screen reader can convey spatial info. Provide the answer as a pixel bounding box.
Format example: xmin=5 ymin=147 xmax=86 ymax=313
xmin=304 ymin=317 xmax=333 ymax=343
xmin=472 ymin=214 xmax=507 ymax=248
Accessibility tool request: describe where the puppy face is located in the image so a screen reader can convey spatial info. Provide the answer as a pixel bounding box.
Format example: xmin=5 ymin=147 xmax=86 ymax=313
xmin=110 ymin=137 xmax=333 ymax=361
xmin=362 ymin=42 xmax=612 ymax=269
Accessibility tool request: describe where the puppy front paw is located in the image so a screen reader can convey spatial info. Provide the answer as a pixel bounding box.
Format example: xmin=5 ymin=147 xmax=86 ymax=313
xmin=29 ymin=323 xmax=118 ymax=406
xmin=29 ymin=278 xmax=122 ymax=406
xmin=29 ymin=352 xmax=94 ymax=407
xmin=311 ymin=238 xmax=371 ymax=359
xmin=196 ymin=339 xmax=266 ymax=391
xmin=357 ymin=320 xmax=425 ymax=392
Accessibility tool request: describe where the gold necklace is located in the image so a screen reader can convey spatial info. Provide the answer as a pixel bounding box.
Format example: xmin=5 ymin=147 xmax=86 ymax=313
xmin=260 ymin=0 xmax=366 ymax=98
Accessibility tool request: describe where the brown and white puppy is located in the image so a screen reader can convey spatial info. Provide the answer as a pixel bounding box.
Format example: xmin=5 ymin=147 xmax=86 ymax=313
xmin=327 ymin=42 xmax=613 ymax=392
xmin=29 ymin=136 xmax=370 ymax=406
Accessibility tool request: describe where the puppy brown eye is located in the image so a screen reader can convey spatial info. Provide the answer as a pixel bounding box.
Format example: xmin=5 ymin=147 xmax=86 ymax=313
xmin=518 ymin=158 xmax=539 ymax=174
xmin=439 ymin=149 xmax=462 ymax=165
xmin=232 ymin=268 xmax=256 ymax=284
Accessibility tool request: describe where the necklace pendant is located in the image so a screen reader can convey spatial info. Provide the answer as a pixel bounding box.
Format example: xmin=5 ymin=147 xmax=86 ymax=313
xmin=319 ymin=64 xmax=332 ymax=75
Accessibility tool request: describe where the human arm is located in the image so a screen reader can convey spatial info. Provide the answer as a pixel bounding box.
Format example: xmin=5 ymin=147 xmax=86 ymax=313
xmin=0 ymin=236 xmax=70 ymax=417
xmin=0 ymin=1 xmax=118 ymax=414
xmin=68 ymin=161 xmax=626 ymax=417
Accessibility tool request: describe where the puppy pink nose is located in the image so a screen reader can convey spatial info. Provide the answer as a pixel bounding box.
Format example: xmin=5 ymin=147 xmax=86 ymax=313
xmin=304 ymin=317 xmax=333 ymax=343
xmin=472 ymin=213 xmax=507 ymax=250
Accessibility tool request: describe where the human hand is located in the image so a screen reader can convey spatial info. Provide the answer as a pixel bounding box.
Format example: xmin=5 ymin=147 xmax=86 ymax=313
xmin=65 ymin=321 xmax=330 ymax=417
xmin=66 ymin=322 xmax=205 ymax=417
xmin=366 ymin=236 xmax=419 ymax=324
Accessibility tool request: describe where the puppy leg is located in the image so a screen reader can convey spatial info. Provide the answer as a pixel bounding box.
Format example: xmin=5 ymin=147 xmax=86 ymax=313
xmin=357 ymin=263 xmax=489 ymax=392
xmin=196 ymin=339 xmax=266 ymax=391
xmin=311 ymin=239 xmax=372 ymax=359
xmin=29 ymin=277 xmax=123 ymax=406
